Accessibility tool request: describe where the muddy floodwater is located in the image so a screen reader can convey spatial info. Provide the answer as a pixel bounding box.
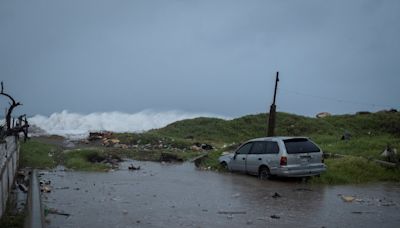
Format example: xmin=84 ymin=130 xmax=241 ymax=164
xmin=40 ymin=162 xmax=400 ymax=228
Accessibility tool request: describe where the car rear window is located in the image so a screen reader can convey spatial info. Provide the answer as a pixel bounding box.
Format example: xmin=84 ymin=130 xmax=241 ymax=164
xmin=284 ymin=138 xmax=320 ymax=154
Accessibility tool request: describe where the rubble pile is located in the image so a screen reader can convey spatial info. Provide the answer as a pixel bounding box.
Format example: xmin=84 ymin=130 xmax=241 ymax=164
xmin=84 ymin=131 xmax=215 ymax=153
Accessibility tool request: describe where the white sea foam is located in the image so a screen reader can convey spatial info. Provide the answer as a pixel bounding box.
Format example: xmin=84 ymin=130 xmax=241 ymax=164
xmin=28 ymin=110 xmax=228 ymax=139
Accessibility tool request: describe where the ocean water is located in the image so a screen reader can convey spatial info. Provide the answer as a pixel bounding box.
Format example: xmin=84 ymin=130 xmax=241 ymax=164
xmin=27 ymin=110 xmax=228 ymax=139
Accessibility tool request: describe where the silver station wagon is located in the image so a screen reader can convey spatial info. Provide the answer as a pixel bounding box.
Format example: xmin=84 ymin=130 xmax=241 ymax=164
xmin=218 ymin=137 xmax=326 ymax=178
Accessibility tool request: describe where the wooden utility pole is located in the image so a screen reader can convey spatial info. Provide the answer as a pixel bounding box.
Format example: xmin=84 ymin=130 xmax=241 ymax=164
xmin=267 ymin=72 xmax=279 ymax=137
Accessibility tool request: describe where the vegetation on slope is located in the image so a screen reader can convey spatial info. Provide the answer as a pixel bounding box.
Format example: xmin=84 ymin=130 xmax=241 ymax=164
xmin=20 ymin=111 xmax=400 ymax=183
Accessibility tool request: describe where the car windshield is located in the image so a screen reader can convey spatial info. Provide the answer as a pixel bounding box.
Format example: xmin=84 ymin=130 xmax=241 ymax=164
xmin=284 ymin=138 xmax=320 ymax=154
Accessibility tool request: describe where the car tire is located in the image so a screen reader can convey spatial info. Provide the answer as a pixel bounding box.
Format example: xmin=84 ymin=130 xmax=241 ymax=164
xmin=220 ymin=161 xmax=228 ymax=170
xmin=259 ymin=166 xmax=270 ymax=180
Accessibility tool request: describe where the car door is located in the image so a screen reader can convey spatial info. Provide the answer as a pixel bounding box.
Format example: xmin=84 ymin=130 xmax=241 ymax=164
xmin=246 ymin=141 xmax=280 ymax=175
xmin=229 ymin=142 xmax=253 ymax=172
xmin=246 ymin=141 xmax=266 ymax=174
xmin=264 ymin=141 xmax=280 ymax=174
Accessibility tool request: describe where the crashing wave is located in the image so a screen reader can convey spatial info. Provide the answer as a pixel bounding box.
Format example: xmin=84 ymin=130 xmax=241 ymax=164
xmin=28 ymin=110 xmax=228 ymax=139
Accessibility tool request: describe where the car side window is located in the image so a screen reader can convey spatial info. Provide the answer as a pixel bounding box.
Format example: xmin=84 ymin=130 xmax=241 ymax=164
xmin=249 ymin=142 xmax=266 ymax=154
xmin=236 ymin=143 xmax=253 ymax=154
xmin=266 ymin=141 xmax=279 ymax=154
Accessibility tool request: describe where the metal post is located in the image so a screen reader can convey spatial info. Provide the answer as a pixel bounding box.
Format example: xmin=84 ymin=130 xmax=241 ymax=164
xmin=267 ymin=72 xmax=279 ymax=137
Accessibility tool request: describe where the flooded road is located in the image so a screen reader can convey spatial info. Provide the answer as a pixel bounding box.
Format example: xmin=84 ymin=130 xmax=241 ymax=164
xmin=40 ymin=162 xmax=400 ymax=228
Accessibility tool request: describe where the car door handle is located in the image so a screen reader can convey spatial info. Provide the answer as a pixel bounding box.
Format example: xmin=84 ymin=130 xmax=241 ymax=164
xmin=242 ymin=158 xmax=245 ymax=160
xmin=258 ymin=158 xmax=262 ymax=161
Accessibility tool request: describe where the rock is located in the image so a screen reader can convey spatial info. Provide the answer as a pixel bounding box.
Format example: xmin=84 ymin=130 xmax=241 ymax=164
xmin=272 ymin=192 xmax=281 ymax=198
xmin=110 ymin=139 xmax=120 ymax=144
xmin=341 ymin=196 xmax=355 ymax=202
xmin=341 ymin=131 xmax=352 ymax=140
xmin=128 ymin=164 xmax=141 ymax=170
xmin=201 ymin=144 xmax=213 ymax=150
xmin=191 ymin=145 xmax=202 ymax=151
xmin=121 ymin=144 xmax=129 ymax=149
xmin=41 ymin=186 xmax=51 ymax=193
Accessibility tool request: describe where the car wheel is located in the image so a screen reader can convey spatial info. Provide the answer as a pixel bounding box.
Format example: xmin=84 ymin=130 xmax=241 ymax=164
xmin=259 ymin=166 xmax=270 ymax=180
xmin=220 ymin=161 xmax=228 ymax=170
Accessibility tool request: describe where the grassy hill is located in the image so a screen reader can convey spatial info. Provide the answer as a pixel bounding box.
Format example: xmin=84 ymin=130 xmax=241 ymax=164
xmin=144 ymin=111 xmax=400 ymax=184
xmin=146 ymin=111 xmax=399 ymax=157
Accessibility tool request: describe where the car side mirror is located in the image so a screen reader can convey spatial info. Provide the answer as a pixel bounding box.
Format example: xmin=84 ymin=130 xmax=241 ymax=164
xmin=233 ymin=153 xmax=237 ymax=160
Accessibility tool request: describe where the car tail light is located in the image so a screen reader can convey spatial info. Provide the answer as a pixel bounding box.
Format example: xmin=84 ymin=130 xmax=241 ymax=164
xmin=280 ymin=156 xmax=287 ymax=166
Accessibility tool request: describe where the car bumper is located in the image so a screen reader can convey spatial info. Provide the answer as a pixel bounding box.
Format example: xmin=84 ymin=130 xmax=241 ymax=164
xmin=275 ymin=164 xmax=327 ymax=177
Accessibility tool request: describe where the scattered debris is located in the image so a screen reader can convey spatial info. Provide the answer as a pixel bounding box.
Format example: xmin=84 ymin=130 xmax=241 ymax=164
xmin=270 ymin=215 xmax=280 ymax=219
xmin=41 ymin=186 xmax=51 ymax=193
xmin=380 ymin=202 xmax=396 ymax=207
xmin=232 ymin=193 xmax=241 ymax=198
xmin=18 ymin=184 xmax=28 ymax=193
xmin=45 ymin=208 xmax=70 ymax=217
xmin=218 ymin=211 xmax=247 ymax=215
xmin=272 ymin=192 xmax=281 ymax=198
xmin=128 ymin=164 xmax=141 ymax=170
xmin=194 ymin=143 xmax=214 ymax=150
xmin=380 ymin=145 xmax=398 ymax=163
xmin=341 ymin=196 xmax=355 ymax=202
xmin=341 ymin=131 xmax=352 ymax=141
xmin=39 ymin=180 xmax=52 ymax=193
xmin=88 ymin=132 xmax=113 ymax=141
xmin=55 ymin=187 xmax=69 ymax=190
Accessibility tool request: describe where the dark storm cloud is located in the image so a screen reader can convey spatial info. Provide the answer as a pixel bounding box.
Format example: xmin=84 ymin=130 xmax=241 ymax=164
xmin=1 ymin=0 xmax=399 ymax=117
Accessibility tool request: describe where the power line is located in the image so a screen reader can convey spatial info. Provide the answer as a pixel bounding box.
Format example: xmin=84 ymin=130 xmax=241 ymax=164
xmin=280 ymin=89 xmax=396 ymax=109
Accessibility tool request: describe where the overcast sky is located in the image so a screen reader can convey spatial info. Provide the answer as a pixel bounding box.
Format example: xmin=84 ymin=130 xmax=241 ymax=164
xmin=1 ymin=0 xmax=399 ymax=118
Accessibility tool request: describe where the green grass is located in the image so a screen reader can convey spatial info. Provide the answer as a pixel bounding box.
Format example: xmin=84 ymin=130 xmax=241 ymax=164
xmin=0 ymin=211 xmax=24 ymax=228
xmin=310 ymin=157 xmax=400 ymax=184
xmin=0 ymin=197 xmax=25 ymax=228
xmin=19 ymin=111 xmax=400 ymax=183
xmin=63 ymin=149 xmax=111 ymax=171
xmin=20 ymin=140 xmax=59 ymax=169
xmin=312 ymin=134 xmax=400 ymax=159
xmin=195 ymin=150 xmax=227 ymax=171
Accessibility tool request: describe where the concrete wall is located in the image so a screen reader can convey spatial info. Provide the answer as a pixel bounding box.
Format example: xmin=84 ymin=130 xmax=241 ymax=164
xmin=0 ymin=136 xmax=19 ymax=219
